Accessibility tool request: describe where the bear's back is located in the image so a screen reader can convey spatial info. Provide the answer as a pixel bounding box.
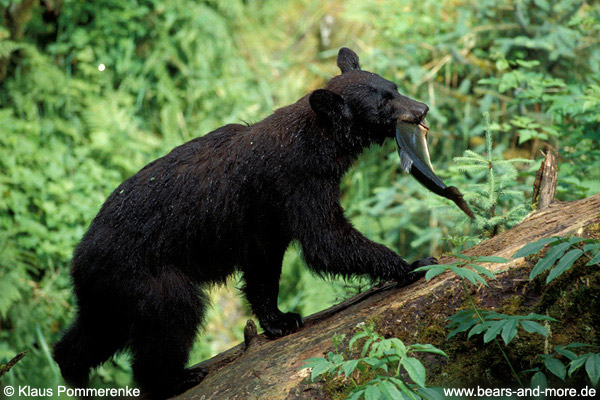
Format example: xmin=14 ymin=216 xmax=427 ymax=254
xmin=72 ymin=124 xmax=259 ymax=276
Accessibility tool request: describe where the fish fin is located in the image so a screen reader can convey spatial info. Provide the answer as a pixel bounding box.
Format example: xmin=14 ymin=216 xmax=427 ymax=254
xmin=399 ymin=148 xmax=413 ymax=173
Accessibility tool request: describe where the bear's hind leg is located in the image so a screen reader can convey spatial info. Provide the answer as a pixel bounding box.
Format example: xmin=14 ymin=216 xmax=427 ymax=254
xmin=130 ymin=274 xmax=207 ymax=398
xmin=53 ymin=313 xmax=127 ymax=387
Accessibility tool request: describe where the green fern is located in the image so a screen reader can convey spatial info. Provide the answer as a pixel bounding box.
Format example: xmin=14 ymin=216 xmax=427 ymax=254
xmin=452 ymin=112 xmax=534 ymax=236
xmin=0 ymin=40 xmax=23 ymax=58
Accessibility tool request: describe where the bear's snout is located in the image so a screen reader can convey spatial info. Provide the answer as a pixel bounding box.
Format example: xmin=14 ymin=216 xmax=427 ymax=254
xmin=395 ymin=99 xmax=429 ymax=124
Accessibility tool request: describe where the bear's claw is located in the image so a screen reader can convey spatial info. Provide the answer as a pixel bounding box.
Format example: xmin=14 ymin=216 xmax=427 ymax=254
xmin=411 ymin=256 xmax=438 ymax=269
xmin=262 ymin=312 xmax=303 ymax=338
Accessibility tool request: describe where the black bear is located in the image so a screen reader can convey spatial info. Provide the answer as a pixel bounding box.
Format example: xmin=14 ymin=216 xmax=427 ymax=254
xmin=53 ymin=47 xmax=437 ymax=398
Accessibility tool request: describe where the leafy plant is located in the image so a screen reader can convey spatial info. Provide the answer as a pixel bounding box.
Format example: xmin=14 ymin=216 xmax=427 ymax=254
xmin=479 ymin=59 xmax=564 ymax=146
xmin=479 ymin=54 xmax=600 ymax=199
xmin=416 ymin=253 xmax=555 ymax=386
xmin=537 ymin=343 xmax=600 ymax=387
xmin=415 ymin=253 xmax=508 ymax=284
xmin=447 ymin=310 xmax=554 ymax=346
xmin=513 ymin=237 xmax=600 ymax=283
xmin=302 ymin=323 xmax=447 ymax=400
xmin=441 ymin=235 xmax=480 ymax=253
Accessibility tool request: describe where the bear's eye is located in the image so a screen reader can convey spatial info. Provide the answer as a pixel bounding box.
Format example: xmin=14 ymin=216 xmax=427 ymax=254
xmin=379 ymin=92 xmax=394 ymax=107
xmin=383 ymin=92 xmax=394 ymax=101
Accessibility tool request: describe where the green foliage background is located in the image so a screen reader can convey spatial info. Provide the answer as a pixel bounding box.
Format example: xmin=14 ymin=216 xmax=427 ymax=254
xmin=1 ymin=0 xmax=598 ymax=392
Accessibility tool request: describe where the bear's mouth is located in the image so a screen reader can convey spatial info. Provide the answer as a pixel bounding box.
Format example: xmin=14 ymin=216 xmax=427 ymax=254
xmin=395 ymin=120 xmax=474 ymax=219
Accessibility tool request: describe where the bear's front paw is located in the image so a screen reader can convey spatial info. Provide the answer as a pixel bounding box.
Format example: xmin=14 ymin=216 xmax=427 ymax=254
xmin=396 ymin=257 xmax=438 ymax=287
xmin=410 ymin=256 xmax=438 ymax=269
xmin=261 ymin=312 xmax=303 ymax=338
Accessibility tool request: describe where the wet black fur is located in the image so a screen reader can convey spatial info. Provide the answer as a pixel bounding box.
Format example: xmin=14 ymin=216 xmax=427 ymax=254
xmin=53 ymin=48 xmax=435 ymax=398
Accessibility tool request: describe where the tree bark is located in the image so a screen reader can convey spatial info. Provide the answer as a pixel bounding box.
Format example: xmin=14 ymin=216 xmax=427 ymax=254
xmin=177 ymin=193 xmax=600 ymax=400
xmin=532 ymin=150 xmax=558 ymax=210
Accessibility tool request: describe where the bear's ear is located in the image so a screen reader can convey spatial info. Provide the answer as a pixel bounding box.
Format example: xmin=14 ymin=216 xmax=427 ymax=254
xmin=337 ymin=47 xmax=361 ymax=73
xmin=309 ymin=89 xmax=350 ymax=120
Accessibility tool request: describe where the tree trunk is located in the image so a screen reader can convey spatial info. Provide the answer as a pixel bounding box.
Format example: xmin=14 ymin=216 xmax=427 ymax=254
xmin=177 ymin=193 xmax=600 ymax=400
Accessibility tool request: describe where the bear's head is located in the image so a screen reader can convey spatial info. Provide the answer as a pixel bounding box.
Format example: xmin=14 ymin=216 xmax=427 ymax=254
xmin=308 ymin=48 xmax=475 ymax=219
xmin=309 ymin=47 xmax=428 ymax=145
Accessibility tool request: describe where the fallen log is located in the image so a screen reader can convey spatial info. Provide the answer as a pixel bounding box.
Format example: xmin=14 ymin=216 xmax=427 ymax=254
xmin=178 ymin=193 xmax=600 ymax=400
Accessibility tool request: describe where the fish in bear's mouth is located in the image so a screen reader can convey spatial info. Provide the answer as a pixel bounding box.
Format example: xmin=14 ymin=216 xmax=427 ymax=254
xmin=395 ymin=118 xmax=475 ymax=219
